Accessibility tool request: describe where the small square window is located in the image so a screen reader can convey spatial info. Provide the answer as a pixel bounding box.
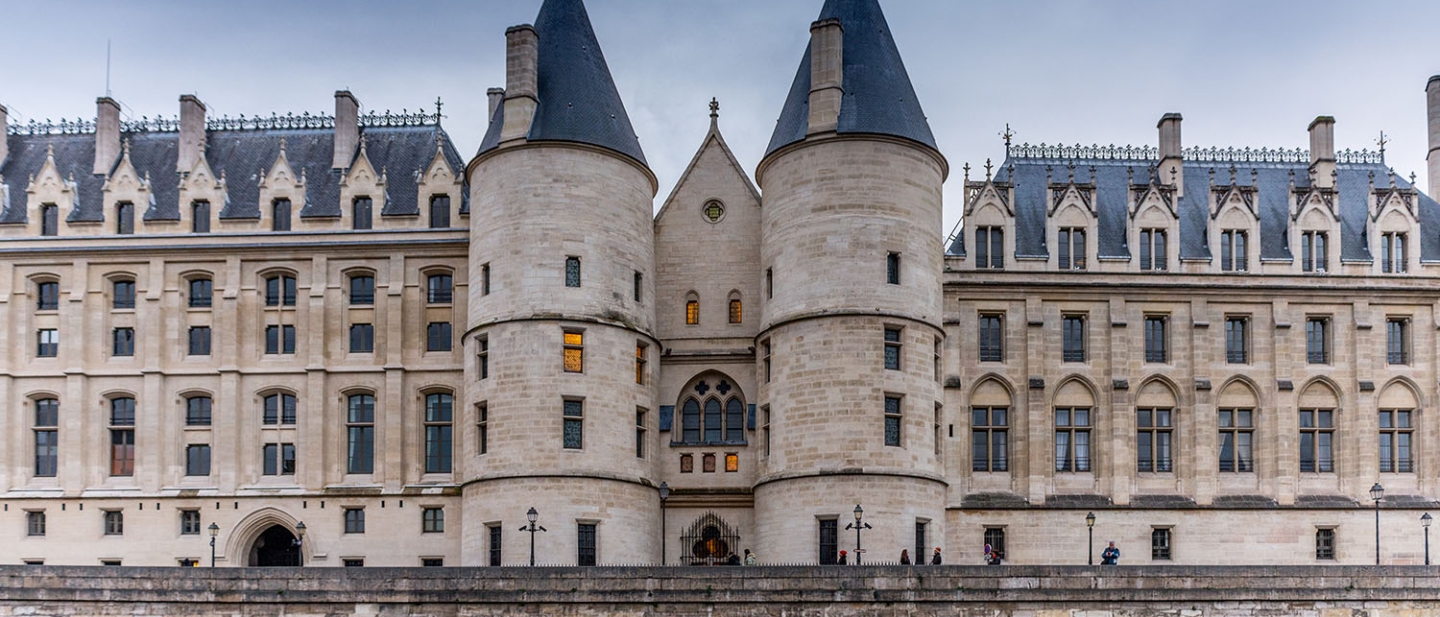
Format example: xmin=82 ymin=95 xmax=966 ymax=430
xmin=180 ymin=510 xmax=201 ymax=535
xmin=104 ymin=511 xmax=124 ymax=536
xmin=344 ymin=508 xmax=366 ymax=534
xmin=1151 ymin=528 xmax=1172 ymax=560
xmin=725 ymin=453 xmax=739 ymax=472
xmin=344 ymin=558 xmax=365 ymax=567
xmin=680 ymin=453 xmax=693 ymax=473
xmin=188 ymin=326 xmax=212 ymax=356
xmin=423 ymin=507 xmax=445 ymax=533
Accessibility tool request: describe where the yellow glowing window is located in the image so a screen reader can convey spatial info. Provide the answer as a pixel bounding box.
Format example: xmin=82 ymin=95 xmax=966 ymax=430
xmin=635 ymin=343 xmax=647 ymax=385
xmin=563 ymin=332 xmax=584 ymax=373
xmin=725 ymin=453 xmax=739 ymax=472
xmin=729 ymin=299 xmax=742 ymax=324
xmin=686 ymin=301 xmax=700 ymax=325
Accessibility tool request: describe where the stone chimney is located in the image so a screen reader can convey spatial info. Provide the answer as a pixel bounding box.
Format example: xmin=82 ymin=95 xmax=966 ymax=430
xmin=333 ymin=90 xmax=360 ymax=169
xmin=1427 ymin=76 xmax=1440 ymax=195
xmin=487 ymin=88 xmax=506 ymax=120
xmin=1309 ymin=116 xmax=1336 ymax=189
xmin=1157 ymin=113 xmax=1183 ymax=193
xmin=177 ymin=95 xmax=206 ymax=173
xmin=500 ymin=25 xmax=539 ymax=142
xmin=0 ymin=103 xmax=8 ymax=168
xmin=94 ymin=97 xmax=121 ymax=175
xmin=807 ymin=18 xmax=844 ymax=135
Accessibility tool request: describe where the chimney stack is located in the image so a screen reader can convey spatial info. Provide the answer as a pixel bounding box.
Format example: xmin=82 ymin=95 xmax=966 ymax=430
xmin=94 ymin=97 xmax=121 ymax=175
xmin=0 ymin=103 xmax=8 ymax=168
xmin=500 ymin=25 xmax=539 ymax=142
xmin=1309 ymin=116 xmax=1336 ymax=189
xmin=333 ymin=91 xmax=360 ymax=169
xmin=806 ymin=18 xmax=845 ymax=135
xmin=1157 ymin=113 xmax=1183 ymax=193
xmin=1427 ymin=76 xmax=1440 ymax=195
xmin=487 ymin=88 xmax=506 ymax=121
xmin=177 ymin=95 xmax=206 ymax=173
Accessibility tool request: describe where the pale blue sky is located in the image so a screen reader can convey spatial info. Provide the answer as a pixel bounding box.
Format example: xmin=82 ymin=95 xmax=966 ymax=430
xmin=2 ymin=0 xmax=1438 ymax=240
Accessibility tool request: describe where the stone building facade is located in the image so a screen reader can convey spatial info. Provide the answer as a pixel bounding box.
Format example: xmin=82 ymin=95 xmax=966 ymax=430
xmin=2 ymin=0 xmax=1440 ymax=568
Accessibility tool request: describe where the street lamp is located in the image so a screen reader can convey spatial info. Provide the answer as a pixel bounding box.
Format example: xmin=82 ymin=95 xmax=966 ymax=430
xmin=519 ymin=507 xmax=547 ymax=567
xmin=659 ymin=482 xmax=670 ymax=566
xmin=1370 ymin=483 xmax=1384 ymax=565
xmin=845 ymin=504 xmax=872 ymax=565
xmin=208 ymin=521 xmax=218 ymax=567
xmin=1422 ymin=513 xmax=1432 ymax=566
xmin=293 ymin=521 xmax=306 ymax=567
xmin=1085 ymin=512 xmax=1096 ymax=565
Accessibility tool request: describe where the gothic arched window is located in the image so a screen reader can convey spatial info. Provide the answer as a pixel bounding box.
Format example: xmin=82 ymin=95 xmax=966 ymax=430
xmin=676 ymin=377 xmax=747 ymax=445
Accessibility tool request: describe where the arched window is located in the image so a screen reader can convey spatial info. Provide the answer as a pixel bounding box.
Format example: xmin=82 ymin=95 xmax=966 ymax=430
xmin=187 ymin=275 xmax=213 ymax=308
xmin=676 ymin=377 xmax=746 ymax=445
xmin=1136 ymin=381 xmax=1176 ymax=473
xmin=685 ymin=292 xmax=700 ymax=325
xmin=109 ymin=397 xmax=136 ymax=477
xmin=681 ymin=399 xmax=701 ymax=443
xmin=263 ymin=392 xmax=297 ymax=425
xmin=348 ymin=273 xmax=375 ymax=305
xmin=112 ymin=278 xmax=136 ymax=309
xmin=1218 ymin=381 xmax=1258 ymax=473
xmin=728 ymin=292 xmax=742 ymax=324
xmin=34 ymin=398 xmax=59 ymax=477
xmin=346 ymin=393 xmax=375 ymax=474
xmin=424 ymin=392 xmax=453 ymax=473
xmin=1298 ymin=382 xmax=1338 ymax=473
xmin=36 ymin=279 xmax=59 ymax=311
xmin=1053 ymin=380 xmax=1094 ymax=472
xmin=427 ymin=272 xmax=453 ymax=304
xmin=1379 ymin=383 xmax=1417 ymax=473
xmin=264 ymin=274 xmax=296 ymax=307
xmin=971 ymin=379 xmax=1012 ymax=472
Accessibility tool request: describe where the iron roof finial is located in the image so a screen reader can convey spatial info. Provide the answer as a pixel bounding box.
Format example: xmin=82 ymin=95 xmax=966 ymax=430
xmin=1168 ymin=166 xmax=1178 ymax=186
xmin=1376 ymin=130 xmax=1388 ymax=160
xmin=984 ymin=158 xmax=993 ymax=181
xmin=1000 ymin=123 xmax=1015 ymax=152
xmin=962 ymin=162 xmax=970 ymax=183
xmin=1410 ymin=171 xmax=1418 ymax=186
xmin=709 ymin=98 xmax=719 ymax=119
xmin=434 ymin=96 xmax=443 ymax=126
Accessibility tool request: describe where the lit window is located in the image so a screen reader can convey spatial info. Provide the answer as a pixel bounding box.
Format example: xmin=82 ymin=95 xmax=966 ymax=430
xmin=729 ymin=298 xmax=742 ymax=324
xmin=686 ymin=299 xmax=700 ymax=325
xmin=635 ymin=343 xmax=646 ymax=385
xmin=563 ymin=331 xmax=584 ymax=373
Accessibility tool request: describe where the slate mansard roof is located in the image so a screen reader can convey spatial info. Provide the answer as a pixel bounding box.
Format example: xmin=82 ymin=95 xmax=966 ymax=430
xmin=477 ymin=0 xmax=647 ymax=166
xmin=766 ymin=0 xmax=938 ymax=157
xmin=1 ymin=117 xmax=467 ymax=225
xmin=947 ymin=147 xmax=1440 ymax=264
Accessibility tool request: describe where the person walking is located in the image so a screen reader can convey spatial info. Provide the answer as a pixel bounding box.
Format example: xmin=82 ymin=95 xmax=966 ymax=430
xmin=930 ymin=547 xmax=942 ymax=565
xmin=1101 ymin=541 xmax=1120 ymax=565
xmin=838 ymin=550 xmax=848 ymax=565
xmin=743 ymin=549 xmax=757 ymax=566
xmin=900 ymin=549 xmax=911 ymax=565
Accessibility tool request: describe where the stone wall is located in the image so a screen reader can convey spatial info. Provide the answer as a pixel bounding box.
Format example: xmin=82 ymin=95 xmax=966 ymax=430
xmin=3 ymin=565 xmax=1440 ymax=616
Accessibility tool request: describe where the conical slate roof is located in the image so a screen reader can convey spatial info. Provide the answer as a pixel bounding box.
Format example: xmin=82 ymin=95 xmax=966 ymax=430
xmin=478 ymin=0 xmax=647 ymax=166
xmin=766 ymin=0 xmax=938 ymax=157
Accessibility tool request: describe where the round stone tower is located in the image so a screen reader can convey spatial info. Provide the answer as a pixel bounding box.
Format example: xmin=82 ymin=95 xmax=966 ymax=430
xmin=753 ymin=0 xmax=948 ymax=564
xmin=463 ymin=0 xmax=659 ymax=566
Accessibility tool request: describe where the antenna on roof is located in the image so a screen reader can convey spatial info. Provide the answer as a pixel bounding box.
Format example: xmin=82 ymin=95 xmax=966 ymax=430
xmin=105 ymin=39 xmax=112 ymax=98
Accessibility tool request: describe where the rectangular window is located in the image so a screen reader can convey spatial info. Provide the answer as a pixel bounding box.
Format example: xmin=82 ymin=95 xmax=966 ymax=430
xmin=1382 ymin=232 xmax=1408 ymax=273
xmin=818 ymin=519 xmax=839 ymax=565
xmin=349 ymin=324 xmax=374 ymax=353
xmin=1136 ymin=407 xmax=1173 ymax=472
xmin=427 ymin=274 xmax=453 ymax=304
xmin=426 ymin=322 xmax=453 ymax=352
xmin=1151 ymin=528 xmax=1172 ymax=560
xmin=577 ymin=523 xmax=597 ymax=566
xmin=180 ymin=510 xmax=201 ymax=535
xmin=353 ymin=197 xmax=373 ymax=230
xmin=27 ymin=511 xmax=46 ymax=537
xmin=1218 ymin=408 xmax=1255 ymax=472
xmin=1221 ymin=230 xmax=1248 ymax=272
xmin=972 ymin=406 xmax=1009 ymax=472
xmin=104 ymin=511 xmax=124 ymax=536
xmin=41 ymin=204 xmax=58 ymax=236
xmin=264 ymin=325 xmax=296 ymax=355
xmin=185 ymin=445 xmax=211 ymax=476
xmin=1302 ymin=231 xmax=1327 ymax=272
xmin=188 ymin=326 xmax=211 ymax=356
xmin=35 ymin=329 xmax=60 ymax=357
xmin=563 ymin=331 xmax=584 ymax=373
xmin=1224 ymin=317 xmax=1249 ymax=364
xmin=633 ymin=271 xmax=642 ymax=302
xmin=263 ymin=443 xmax=296 ymax=476
xmin=477 ymin=336 xmax=490 ymax=380
xmin=1143 ymin=316 xmax=1168 ymax=363
xmin=34 ymin=399 xmax=59 ymax=477
xmin=188 ymin=278 xmax=212 ymax=308
xmin=110 ymin=430 xmax=135 ymax=476
xmin=1298 ymin=408 xmax=1334 ymax=473
xmin=344 ymin=508 xmax=365 ymax=534
xmin=915 ymin=521 xmax=928 ymax=563
xmin=636 ymin=408 xmax=647 ymax=459
xmin=347 ymin=394 xmax=376 ymax=474
xmin=635 ymin=343 xmax=647 ymax=385
xmin=765 ymin=268 xmax=773 ymax=299
xmin=884 ymin=395 xmax=903 ymax=447
xmin=349 ymin=275 xmax=375 ymax=305
xmin=272 ymin=199 xmax=291 ymax=232
xmin=1379 ymin=409 xmax=1414 ymax=473
xmin=884 ymin=327 xmax=902 ymax=370
xmin=761 ymin=405 xmax=771 ymax=458
xmin=37 ymin=281 xmax=59 ymax=310
xmin=1139 ymin=229 xmax=1168 ymax=271
xmin=729 ymin=298 xmax=743 ymax=324
xmin=1316 ymin=529 xmax=1336 ymax=560
xmin=477 ymin=402 xmax=489 ymax=455
xmin=761 ymin=340 xmax=772 ymax=383
xmin=481 ymin=264 xmax=492 ymax=296
xmin=488 ymin=525 xmax=503 ymax=566
xmin=563 ymin=400 xmax=584 ymax=449
xmin=344 ymin=559 xmax=364 ymax=568
xmin=680 ymin=453 xmax=693 ymax=473
xmin=112 ymin=327 xmax=135 ymax=357
xmin=263 ymin=393 xmax=297 ymax=425
xmin=978 ymin=314 xmax=1004 ymax=362
xmin=685 ymin=300 xmax=700 ymax=325
xmin=116 ymin=202 xmax=134 ymax=235
xmin=1305 ymin=317 xmax=1330 ymax=364
xmin=1062 ymin=315 xmax=1086 ymax=362
xmin=1387 ymin=318 xmax=1410 ymax=365
xmin=422 ymin=507 xmax=445 ymax=533
xmin=192 ymin=201 xmax=210 ymax=233
xmin=1054 ymin=407 xmax=1091 ymax=472
xmin=975 ymin=226 xmax=1004 ymax=269
xmin=934 ymin=338 xmax=942 ymax=383
xmin=265 ymin=275 xmax=296 ymax=306
xmin=725 ymin=452 xmax=739 ymax=472
xmin=1058 ymin=227 xmax=1086 ymax=270
xmin=186 ymin=396 xmax=212 ymax=426
xmin=703 ymin=453 xmax=716 ymax=473
xmin=565 ymin=256 xmax=581 ymax=288
xmin=425 ymin=393 xmax=453 ymax=473
xmin=430 ymin=195 xmax=451 ymax=229
xmin=112 ymin=280 xmax=136 ymax=309
xmin=886 ymin=252 xmax=901 ymax=285
xmin=984 ymin=528 xmax=1006 ymax=560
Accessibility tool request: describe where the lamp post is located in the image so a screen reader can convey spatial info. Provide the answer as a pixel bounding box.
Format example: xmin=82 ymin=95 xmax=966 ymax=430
xmin=1422 ymin=513 xmax=1432 ymax=566
xmin=519 ymin=507 xmax=547 ymax=567
xmin=659 ymin=482 xmax=670 ymax=566
xmin=208 ymin=522 xmax=219 ymax=568
xmin=1370 ymin=483 xmax=1384 ymax=565
xmin=845 ymin=504 xmax=872 ymax=565
xmin=293 ymin=521 xmax=306 ymax=567
xmin=1085 ymin=511 xmax=1096 ymax=565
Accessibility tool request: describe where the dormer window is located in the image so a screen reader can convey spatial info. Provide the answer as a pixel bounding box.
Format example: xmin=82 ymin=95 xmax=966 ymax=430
xmin=272 ymin=199 xmax=292 ymax=232
xmin=1301 ymin=231 xmax=1327 ymax=272
xmin=40 ymin=204 xmax=58 ymax=236
xmin=430 ymin=195 xmax=451 ymax=229
xmin=191 ymin=201 xmax=210 ymax=233
xmin=1221 ymin=230 xmax=1248 ymax=272
xmin=975 ymin=227 xmax=1003 ymax=269
xmin=1139 ymin=229 xmax=1167 ymax=271
xmin=353 ymin=197 xmax=373 ymax=230
xmin=1382 ymin=232 xmax=1407 ymax=273
xmin=116 ymin=202 xmax=134 ymax=235
xmin=1058 ymin=228 xmax=1086 ymax=270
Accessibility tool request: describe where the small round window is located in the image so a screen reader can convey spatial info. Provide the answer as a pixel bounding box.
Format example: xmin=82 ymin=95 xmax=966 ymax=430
xmin=703 ymin=200 xmax=725 ymax=224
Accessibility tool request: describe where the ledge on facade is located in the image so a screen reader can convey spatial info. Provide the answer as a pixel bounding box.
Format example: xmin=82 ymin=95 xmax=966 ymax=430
xmin=1045 ymin=494 xmax=1114 ymax=508
xmin=1295 ymin=494 xmax=1359 ymax=508
xmin=1129 ymin=494 xmax=1198 ymax=509
xmin=1379 ymin=494 xmax=1440 ymax=508
xmin=1211 ymin=494 xmax=1280 ymax=508
xmin=960 ymin=492 xmax=1029 ymax=508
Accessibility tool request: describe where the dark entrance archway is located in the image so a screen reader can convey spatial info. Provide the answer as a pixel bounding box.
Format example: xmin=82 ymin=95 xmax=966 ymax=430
xmin=248 ymin=524 xmax=300 ymax=566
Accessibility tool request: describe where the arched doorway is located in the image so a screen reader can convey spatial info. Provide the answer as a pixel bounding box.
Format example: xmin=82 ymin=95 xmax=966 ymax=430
xmin=248 ymin=524 xmax=300 ymax=566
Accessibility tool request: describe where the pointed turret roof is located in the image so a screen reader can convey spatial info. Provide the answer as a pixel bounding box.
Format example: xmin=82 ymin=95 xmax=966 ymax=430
xmin=765 ymin=0 xmax=937 ymax=157
xmin=478 ymin=0 xmax=647 ymax=166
